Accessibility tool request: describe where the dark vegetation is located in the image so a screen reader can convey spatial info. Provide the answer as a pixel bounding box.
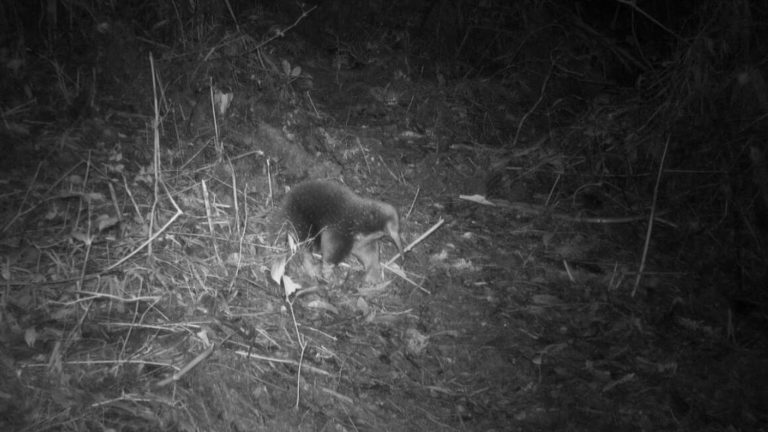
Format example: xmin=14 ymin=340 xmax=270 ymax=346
xmin=1 ymin=0 xmax=767 ymax=430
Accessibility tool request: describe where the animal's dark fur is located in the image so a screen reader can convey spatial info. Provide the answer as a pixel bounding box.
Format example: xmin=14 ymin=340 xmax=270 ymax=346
xmin=282 ymin=180 xmax=402 ymax=282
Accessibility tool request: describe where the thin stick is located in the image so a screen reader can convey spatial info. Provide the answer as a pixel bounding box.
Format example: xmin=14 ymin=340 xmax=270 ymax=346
xmin=210 ymin=78 xmax=222 ymax=157
xmin=246 ymin=6 xmax=317 ymax=55
xmin=104 ymin=54 xmax=183 ymax=271
xmin=387 ymin=218 xmax=444 ymax=265
xmin=122 ymin=174 xmax=143 ymax=223
xmin=62 ymin=292 xmax=162 ymax=305
xmin=615 ymin=0 xmax=684 ymax=42
xmin=285 ymin=296 xmax=307 ymax=409
xmin=383 ymin=262 xmax=431 ymax=294
xmin=77 ymin=151 xmax=94 ymax=284
xmin=107 ymin=181 xmax=121 ymax=223
xmin=406 ymin=186 xmax=420 ymax=219
xmin=229 ymin=158 xmax=240 ymax=235
xmin=222 ymin=0 xmax=239 ymax=32
xmin=511 ymin=57 xmax=553 ymax=147
xmin=1 ymin=160 xmax=43 ymax=233
xmin=267 ymin=158 xmax=274 ymax=207
xmin=103 ymin=182 xmax=183 ymax=272
xmin=462 ymin=196 xmax=670 ymax=225
xmin=1 ymin=169 xmax=91 ymax=232
xmin=632 ymin=136 xmax=669 ymax=297
xmin=201 ymin=180 xmax=222 ymax=266
xmin=149 ymin=53 xmax=160 ymax=258
xmin=306 ymin=91 xmax=319 ymax=117
xmin=227 ymin=183 xmax=248 ymax=295
xmin=155 ymin=343 xmax=215 ymax=388
xmin=66 ymin=152 xmax=96 ymax=354
xmin=233 ymin=349 xmax=331 ymax=376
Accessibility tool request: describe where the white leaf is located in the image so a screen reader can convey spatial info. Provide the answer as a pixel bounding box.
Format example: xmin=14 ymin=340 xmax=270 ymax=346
xmin=355 ymin=297 xmax=370 ymax=314
xmin=96 ymin=215 xmax=119 ymax=231
xmin=281 ymin=59 xmax=291 ymax=76
xmin=82 ymin=192 xmax=106 ymax=203
xmin=270 ymin=258 xmax=286 ymax=284
xmin=282 ymin=275 xmax=301 ymax=298
xmin=306 ymin=299 xmax=338 ymax=314
xmin=70 ymin=230 xmax=92 ymax=245
xmin=287 ymin=233 xmax=298 ymax=253
xmin=24 ymin=327 xmax=38 ymax=347
xmin=197 ymin=329 xmax=210 ymax=346
xmin=459 ymin=194 xmax=495 ymax=206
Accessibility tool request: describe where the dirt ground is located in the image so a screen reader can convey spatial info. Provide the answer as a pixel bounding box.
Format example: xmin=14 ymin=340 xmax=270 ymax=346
xmin=1 ymin=2 xmax=767 ymax=431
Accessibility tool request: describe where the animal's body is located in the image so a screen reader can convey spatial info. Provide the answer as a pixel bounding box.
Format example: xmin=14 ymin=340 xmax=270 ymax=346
xmin=282 ymin=179 xmax=402 ymax=282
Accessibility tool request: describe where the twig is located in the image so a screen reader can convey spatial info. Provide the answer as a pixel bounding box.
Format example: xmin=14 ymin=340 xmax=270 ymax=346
xmin=381 ymin=216 xmax=440 ymax=294
xmin=155 ymin=343 xmax=215 ymax=388
xmin=268 ymin=159 xmax=274 ymax=207
xmin=230 ymin=158 xmax=239 ymax=234
xmin=222 ymin=0 xmax=239 ymax=32
xmin=66 ymin=151 xmax=95 ymax=357
xmin=76 ymin=151 xmax=94 ymax=283
xmin=383 ymin=262 xmax=431 ymax=295
xmin=632 ymin=136 xmax=669 ymax=296
xmin=121 ymin=296 xmax=162 ymax=363
xmin=123 ymin=174 xmax=143 ymax=223
xmin=406 ymin=186 xmax=420 ymax=219
xmin=63 ymin=291 xmax=161 ymax=304
xmin=306 ymin=91 xmax=319 ymax=117
xmin=387 ymin=218 xmax=444 ymax=265
xmin=320 ymin=387 xmax=353 ymax=405
xmin=107 ymin=181 xmax=121 ymax=223
xmin=233 ymin=349 xmax=331 ymax=376
xmin=210 ymin=78 xmax=222 ymax=157
xmin=24 ymin=359 xmax=181 ymax=370
xmin=227 ymin=183 xmax=248 ymax=294
xmin=461 ymin=196 xmax=670 ymax=225
xmin=285 ymin=295 xmax=308 ymax=409
xmin=201 ymin=180 xmax=222 ymax=266
xmin=247 ymin=6 xmax=317 ymax=54
xmin=149 ymin=53 xmax=161 ymax=258
xmin=103 ymin=185 xmax=183 ymax=272
xmin=1 ymin=160 xmax=43 ymax=233
xmin=512 ymin=57 xmax=554 ymax=147
xmin=615 ymin=0 xmax=684 ymax=42
xmin=103 ymin=53 xmax=183 ymax=272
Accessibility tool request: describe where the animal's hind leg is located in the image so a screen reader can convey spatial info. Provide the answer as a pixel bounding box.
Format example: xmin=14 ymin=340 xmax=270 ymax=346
xmin=320 ymin=229 xmax=349 ymax=264
xmin=320 ymin=230 xmax=347 ymax=280
xmin=351 ymin=239 xmax=382 ymax=283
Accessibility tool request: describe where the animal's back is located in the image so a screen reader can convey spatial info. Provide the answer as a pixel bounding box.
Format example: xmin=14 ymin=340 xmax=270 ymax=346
xmin=281 ymin=179 xmax=401 ymax=269
xmin=283 ymin=180 xmax=352 ymax=239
